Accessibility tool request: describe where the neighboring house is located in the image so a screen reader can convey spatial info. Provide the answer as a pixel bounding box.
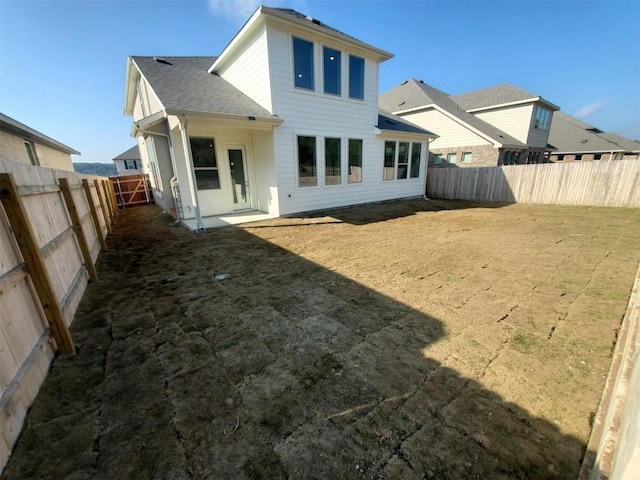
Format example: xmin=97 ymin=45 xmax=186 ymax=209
xmin=547 ymin=111 xmax=640 ymax=162
xmin=123 ymin=7 xmax=435 ymax=230
xmin=0 ymin=113 xmax=79 ymax=171
xmin=380 ymin=80 xmax=559 ymax=167
xmin=113 ymin=145 xmax=143 ymax=175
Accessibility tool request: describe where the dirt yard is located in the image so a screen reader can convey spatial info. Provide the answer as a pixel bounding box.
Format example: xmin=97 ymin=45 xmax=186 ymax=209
xmin=4 ymin=199 xmax=640 ymax=479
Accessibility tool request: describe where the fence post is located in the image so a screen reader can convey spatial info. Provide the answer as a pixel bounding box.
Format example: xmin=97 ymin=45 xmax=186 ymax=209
xmin=0 ymin=173 xmax=75 ymax=354
xmin=101 ymin=180 xmax=115 ymax=221
xmin=82 ymin=179 xmax=107 ymax=250
xmin=94 ymin=179 xmax=111 ymax=234
xmin=59 ymin=178 xmax=99 ymax=282
xmin=108 ymin=179 xmax=119 ymax=212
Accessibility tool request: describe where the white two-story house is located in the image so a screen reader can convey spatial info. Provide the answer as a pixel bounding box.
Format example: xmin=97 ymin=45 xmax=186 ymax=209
xmin=123 ymin=7 xmax=435 ymax=230
xmin=380 ymin=80 xmax=559 ymax=167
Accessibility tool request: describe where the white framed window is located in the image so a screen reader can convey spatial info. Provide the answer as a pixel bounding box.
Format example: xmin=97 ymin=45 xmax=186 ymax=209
xmin=462 ymin=152 xmax=473 ymax=163
xmin=145 ymin=139 xmax=161 ymax=190
xmin=324 ymin=137 xmax=341 ymax=185
xmin=384 ymin=141 xmax=422 ymax=181
xmin=24 ymin=140 xmax=39 ymax=165
xmin=124 ymin=160 xmax=138 ymax=170
xmin=348 ymin=54 xmax=364 ymax=100
xmin=533 ymin=106 xmax=551 ymax=132
xmin=348 ymin=139 xmax=363 ymax=183
xmin=293 ymin=37 xmax=314 ymax=90
xmin=297 ymin=136 xmax=317 ymax=187
xmin=323 ymin=47 xmax=341 ymax=96
xmin=189 ymin=137 xmax=220 ymax=190
xmin=447 ymin=153 xmax=457 ymax=164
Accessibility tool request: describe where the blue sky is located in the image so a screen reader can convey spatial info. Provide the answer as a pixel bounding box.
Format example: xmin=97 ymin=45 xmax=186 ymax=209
xmin=1 ymin=0 xmax=638 ymax=163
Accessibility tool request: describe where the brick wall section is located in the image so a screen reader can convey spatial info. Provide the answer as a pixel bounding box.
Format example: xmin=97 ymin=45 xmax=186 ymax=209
xmin=428 ymin=144 xmax=499 ymax=168
xmin=549 ymin=153 xmax=640 ymax=162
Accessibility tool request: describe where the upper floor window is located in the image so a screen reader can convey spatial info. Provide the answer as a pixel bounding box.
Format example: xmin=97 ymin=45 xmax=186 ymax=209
xmin=323 ymin=47 xmax=341 ymax=95
xmin=534 ymin=106 xmax=551 ymax=132
xmin=293 ymin=37 xmax=314 ymax=90
xmin=349 ymin=55 xmax=364 ymax=100
xmin=24 ymin=140 xmax=39 ymax=166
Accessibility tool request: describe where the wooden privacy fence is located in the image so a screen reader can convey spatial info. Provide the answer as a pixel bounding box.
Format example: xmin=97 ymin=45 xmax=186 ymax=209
xmin=427 ymin=160 xmax=640 ymax=208
xmin=0 ymin=159 xmax=117 ymax=472
xmin=110 ymin=174 xmax=152 ymax=209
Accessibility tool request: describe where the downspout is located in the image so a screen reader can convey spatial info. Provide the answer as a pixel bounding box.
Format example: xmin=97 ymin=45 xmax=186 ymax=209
xmin=178 ymin=115 xmax=204 ymax=232
xmin=423 ymin=136 xmax=431 ymax=200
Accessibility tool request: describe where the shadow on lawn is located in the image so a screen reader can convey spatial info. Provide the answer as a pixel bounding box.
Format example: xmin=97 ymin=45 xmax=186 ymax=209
xmin=285 ymin=197 xmax=510 ymax=226
xmin=3 ymin=205 xmax=588 ymax=480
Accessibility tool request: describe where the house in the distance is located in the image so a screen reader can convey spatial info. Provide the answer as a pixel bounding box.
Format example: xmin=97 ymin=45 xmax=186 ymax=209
xmin=380 ymin=80 xmax=559 ymax=167
xmin=112 ymin=145 xmax=143 ymax=175
xmin=547 ymin=111 xmax=640 ymax=162
xmin=0 ymin=113 xmax=79 ymax=171
xmin=123 ymin=6 xmax=435 ymax=230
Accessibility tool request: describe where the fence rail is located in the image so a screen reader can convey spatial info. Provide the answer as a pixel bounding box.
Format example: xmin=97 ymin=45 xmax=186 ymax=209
xmin=427 ymin=160 xmax=640 ymax=208
xmin=0 ymin=159 xmax=117 ymax=472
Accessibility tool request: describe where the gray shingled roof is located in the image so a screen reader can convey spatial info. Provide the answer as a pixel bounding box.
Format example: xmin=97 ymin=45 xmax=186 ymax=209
xmin=132 ymin=56 xmax=278 ymax=120
xmin=451 ymin=84 xmax=540 ymax=111
xmin=548 ymin=111 xmax=632 ymax=153
xmin=0 ymin=112 xmax=80 ymax=155
xmin=261 ymin=7 xmax=392 ymax=60
xmin=377 ymin=110 xmax=436 ymax=136
xmin=113 ymin=145 xmax=141 ymax=162
xmin=380 ymin=79 xmax=525 ymax=147
xmin=598 ymin=132 xmax=640 ymax=152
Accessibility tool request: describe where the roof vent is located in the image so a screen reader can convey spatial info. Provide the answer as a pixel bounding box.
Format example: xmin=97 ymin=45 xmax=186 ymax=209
xmin=399 ymin=101 xmax=406 ymax=106
xmin=401 ymin=80 xmax=408 ymax=85
xmin=580 ymin=139 xmax=588 ymax=143
xmin=248 ymin=116 xmax=256 ymax=121
xmin=154 ymin=57 xmax=172 ymax=65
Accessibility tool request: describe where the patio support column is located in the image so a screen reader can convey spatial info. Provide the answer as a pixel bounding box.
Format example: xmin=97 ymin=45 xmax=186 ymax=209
xmin=179 ymin=115 xmax=204 ymax=231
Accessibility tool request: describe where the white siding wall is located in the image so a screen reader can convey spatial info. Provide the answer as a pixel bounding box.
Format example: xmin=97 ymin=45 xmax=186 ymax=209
xmin=402 ymin=109 xmax=492 ymax=149
xmin=216 ymin=25 xmax=273 ymax=113
xmin=474 ymin=104 xmax=534 ymax=144
xmin=252 ymin=130 xmax=279 ymax=215
xmin=266 ymin=25 xmax=424 ymax=215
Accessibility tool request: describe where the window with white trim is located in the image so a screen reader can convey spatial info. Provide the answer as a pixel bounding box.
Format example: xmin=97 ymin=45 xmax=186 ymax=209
xmin=323 ymin=47 xmax=341 ymax=96
xmin=124 ymin=160 xmax=138 ymax=170
xmin=297 ymin=136 xmax=317 ymax=187
xmin=24 ymin=140 xmax=39 ymax=165
xmin=325 ymin=137 xmax=341 ymax=185
xmin=533 ymin=106 xmax=551 ymax=132
xmin=145 ymin=139 xmax=161 ymax=190
xmin=349 ymin=55 xmax=364 ymax=100
xmin=384 ymin=141 xmax=422 ymax=181
xmin=293 ymin=37 xmax=314 ymax=90
xmin=348 ymin=139 xmax=363 ymax=183
xmin=190 ymin=138 xmax=220 ymax=190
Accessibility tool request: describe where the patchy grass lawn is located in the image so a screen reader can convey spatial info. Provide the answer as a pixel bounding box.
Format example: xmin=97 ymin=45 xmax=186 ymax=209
xmin=4 ymin=199 xmax=640 ymax=479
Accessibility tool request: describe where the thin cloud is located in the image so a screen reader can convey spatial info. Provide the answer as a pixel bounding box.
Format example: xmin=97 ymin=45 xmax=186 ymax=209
xmin=575 ymin=101 xmax=605 ymax=119
xmin=208 ymin=0 xmax=308 ymax=22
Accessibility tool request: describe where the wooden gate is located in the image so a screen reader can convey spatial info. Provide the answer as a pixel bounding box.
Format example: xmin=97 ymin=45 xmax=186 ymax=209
xmin=110 ymin=174 xmax=153 ymax=209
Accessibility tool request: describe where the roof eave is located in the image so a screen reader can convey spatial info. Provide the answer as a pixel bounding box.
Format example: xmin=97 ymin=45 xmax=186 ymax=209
xmin=209 ymin=8 xmax=264 ymax=72
xmin=374 ymin=128 xmax=437 ymax=139
xmin=123 ymin=58 xmax=139 ymax=116
xmin=166 ymin=109 xmax=283 ymax=126
xmin=0 ymin=119 xmax=80 ymax=155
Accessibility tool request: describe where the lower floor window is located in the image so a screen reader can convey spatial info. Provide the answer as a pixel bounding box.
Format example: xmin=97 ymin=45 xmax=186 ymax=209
xmin=24 ymin=140 xmax=39 ymax=166
xmin=298 ymin=136 xmax=317 ymax=187
xmin=325 ymin=137 xmax=341 ymax=185
xmin=124 ymin=159 xmax=138 ymax=170
xmin=447 ymin=153 xmax=457 ymax=164
xmin=433 ymin=153 xmax=444 ymax=164
xmin=348 ymin=139 xmax=363 ymax=183
xmin=190 ymin=137 xmax=220 ymax=190
xmin=384 ymin=140 xmax=422 ymax=181
xmin=462 ymin=152 xmax=472 ymax=163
